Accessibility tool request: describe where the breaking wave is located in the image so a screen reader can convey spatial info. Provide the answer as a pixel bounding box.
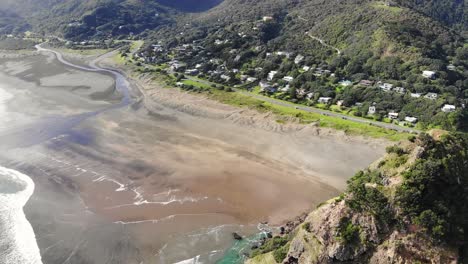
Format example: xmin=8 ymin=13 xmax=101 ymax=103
xmin=0 ymin=166 xmax=42 ymax=264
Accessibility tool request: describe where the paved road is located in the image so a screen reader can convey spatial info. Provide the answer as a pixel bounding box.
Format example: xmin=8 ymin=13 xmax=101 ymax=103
xmin=243 ymin=92 xmax=420 ymax=133
xmin=183 ymin=75 xmax=419 ymax=133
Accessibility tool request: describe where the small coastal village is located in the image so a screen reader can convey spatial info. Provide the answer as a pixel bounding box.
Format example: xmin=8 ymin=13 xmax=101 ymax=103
xmin=51 ymin=9 xmax=462 ymax=133
xmin=123 ymin=28 xmax=463 ymax=130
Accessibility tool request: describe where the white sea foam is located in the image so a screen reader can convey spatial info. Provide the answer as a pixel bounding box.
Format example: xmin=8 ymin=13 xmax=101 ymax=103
xmin=0 ymin=86 xmax=14 ymax=130
xmin=0 ymin=166 xmax=43 ymax=264
xmin=173 ymin=255 xmax=202 ymax=264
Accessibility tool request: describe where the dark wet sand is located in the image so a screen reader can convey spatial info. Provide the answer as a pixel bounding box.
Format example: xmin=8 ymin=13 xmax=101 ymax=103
xmin=0 ymin=51 xmax=386 ymax=263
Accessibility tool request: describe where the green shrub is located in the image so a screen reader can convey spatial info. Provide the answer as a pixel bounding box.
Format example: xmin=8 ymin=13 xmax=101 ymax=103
xmin=273 ymin=244 xmax=289 ymax=263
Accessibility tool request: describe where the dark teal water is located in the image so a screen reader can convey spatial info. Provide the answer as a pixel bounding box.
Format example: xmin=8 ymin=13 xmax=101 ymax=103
xmin=216 ymin=230 xmax=269 ymax=264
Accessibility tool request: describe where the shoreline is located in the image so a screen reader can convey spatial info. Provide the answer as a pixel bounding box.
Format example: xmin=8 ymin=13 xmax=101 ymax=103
xmin=0 ymin=48 xmax=388 ymax=263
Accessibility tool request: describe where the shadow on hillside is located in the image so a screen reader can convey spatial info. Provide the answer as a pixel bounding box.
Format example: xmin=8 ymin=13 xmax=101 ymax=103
xmin=156 ymin=0 xmax=224 ymax=12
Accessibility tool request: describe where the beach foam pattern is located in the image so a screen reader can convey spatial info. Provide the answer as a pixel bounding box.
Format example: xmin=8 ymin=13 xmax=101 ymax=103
xmin=0 ymin=166 xmax=43 ymax=264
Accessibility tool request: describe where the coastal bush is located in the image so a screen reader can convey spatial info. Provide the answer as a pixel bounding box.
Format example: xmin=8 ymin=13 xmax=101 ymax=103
xmin=386 ymin=145 xmax=406 ymax=155
xmin=272 ymin=243 xmax=289 ymax=263
xmin=337 ymin=217 xmax=360 ymax=244
xmin=250 ymin=236 xmax=288 ymax=258
xmin=396 ymin=133 xmax=468 ymax=244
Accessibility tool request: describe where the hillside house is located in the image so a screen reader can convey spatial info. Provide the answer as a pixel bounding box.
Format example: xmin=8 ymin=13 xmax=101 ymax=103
xmin=268 ymin=71 xmax=278 ymax=81
xmin=410 ymin=93 xmax=422 ymax=98
xmin=388 ymin=112 xmax=399 ymax=120
xmin=283 ymin=76 xmax=294 ymax=82
xmin=379 ymin=82 xmax=393 ymax=92
xmin=318 ymin=97 xmax=332 ymax=104
xmin=339 ymin=80 xmax=352 ymax=87
xmin=404 ymin=116 xmax=418 ymax=123
xmin=394 ymin=87 xmax=406 ymax=94
xmin=441 ymin=104 xmax=456 ymax=113
xmin=246 ymin=77 xmax=257 ymax=83
xmin=185 ymin=69 xmax=199 ymax=75
xmin=294 ymin=55 xmax=305 ymax=64
xmin=422 ymin=70 xmax=436 ymax=79
xmin=424 ymin=93 xmax=438 ymax=100
xmin=302 ymin=66 xmax=311 ymax=72
xmin=368 ymin=106 xmax=376 ymax=115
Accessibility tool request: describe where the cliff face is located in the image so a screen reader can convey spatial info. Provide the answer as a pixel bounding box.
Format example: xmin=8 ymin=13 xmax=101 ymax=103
xmin=248 ymin=131 xmax=467 ymax=264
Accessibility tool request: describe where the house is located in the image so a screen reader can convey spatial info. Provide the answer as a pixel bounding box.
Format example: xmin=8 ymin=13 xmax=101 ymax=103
xmin=379 ymin=83 xmax=393 ymax=92
xmin=388 ymin=112 xmax=399 ymax=119
xmin=275 ymin=51 xmax=291 ymax=58
xmin=394 ymin=87 xmax=406 ymax=94
xmin=240 ymin=75 xmax=248 ymax=82
xmin=176 ymin=82 xmax=184 ymax=87
xmin=358 ymin=80 xmax=374 ymax=86
xmin=185 ymin=69 xmax=199 ymax=76
xmin=220 ymin=74 xmax=231 ymax=82
xmin=410 ymin=93 xmax=422 ymax=98
xmin=339 ymin=80 xmax=353 ymax=87
xmin=306 ymin=92 xmax=315 ymax=100
xmin=246 ymin=77 xmax=257 ymax=83
xmin=283 ymin=76 xmax=294 ymax=82
xmin=441 ymin=104 xmax=456 ymax=113
xmin=263 ymin=16 xmax=274 ymax=22
xmin=318 ymin=97 xmax=333 ymax=104
xmin=422 ymin=70 xmax=436 ymax=79
xmin=296 ymin=88 xmax=307 ymax=98
xmin=259 ymin=81 xmax=276 ymax=93
xmin=302 ymin=66 xmax=311 ymax=72
xmin=195 ymin=64 xmax=203 ymax=69
xmin=336 ymin=100 xmax=344 ymax=106
xmin=368 ymin=106 xmax=376 ymax=115
xmin=404 ymin=116 xmax=418 ymax=123
xmin=424 ymin=93 xmax=438 ymax=100
xmin=294 ymin=54 xmax=305 ymax=64
xmin=268 ymin=71 xmax=278 ymax=81
xmin=279 ymin=85 xmax=290 ymax=92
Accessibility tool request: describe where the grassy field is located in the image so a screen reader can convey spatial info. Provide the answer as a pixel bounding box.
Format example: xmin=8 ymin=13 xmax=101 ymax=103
xmin=178 ymin=78 xmax=410 ymax=141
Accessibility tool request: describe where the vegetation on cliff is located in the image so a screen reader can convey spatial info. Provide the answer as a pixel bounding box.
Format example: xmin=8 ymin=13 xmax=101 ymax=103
xmin=248 ymin=131 xmax=468 ymax=263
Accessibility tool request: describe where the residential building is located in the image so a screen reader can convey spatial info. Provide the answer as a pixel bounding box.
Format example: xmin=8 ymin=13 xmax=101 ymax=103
xmin=441 ymin=104 xmax=456 ymax=113
xmin=388 ymin=112 xmax=399 ymax=119
xmin=379 ymin=82 xmax=393 ymax=92
xmin=422 ymin=70 xmax=436 ymax=79
xmin=368 ymin=106 xmax=376 ymax=115
xmin=318 ymin=97 xmax=333 ymax=104
xmin=306 ymin=92 xmax=315 ymax=100
xmin=263 ymin=16 xmax=274 ymax=22
xmin=283 ymin=76 xmax=294 ymax=82
xmin=185 ymin=69 xmax=199 ymax=75
xmin=404 ymin=116 xmax=418 ymax=123
xmin=246 ymin=77 xmax=257 ymax=83
xmin=336 ymin=100 xmax=344 ymax=106
xmin=339 ymin=80 xmax=352 ymax=87
xmin=410 ymin=93 xmax=422 ymax=98
xmin=394 ymin=87 xmax=406 ymax=94
xmin=294 ymin=54 xmax=305 ymax=64
xmin=302 ymin=66 xmax=311 ymax=72
xmin=424 ymin=93 xmax=438 ymax=100
xmin=220 ymin=74 xmax=231 ymax=82
xmin=268 ymin=71 xmax=278 ymax=81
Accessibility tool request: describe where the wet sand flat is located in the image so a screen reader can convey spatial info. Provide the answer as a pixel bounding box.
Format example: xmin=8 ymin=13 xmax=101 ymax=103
xmin=0 ymin=50 xmax=387 ymax=263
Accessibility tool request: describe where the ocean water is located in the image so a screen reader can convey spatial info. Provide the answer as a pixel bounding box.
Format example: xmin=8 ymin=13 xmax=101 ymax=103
xmin=0 ymin=166 xmax=43 ymax=264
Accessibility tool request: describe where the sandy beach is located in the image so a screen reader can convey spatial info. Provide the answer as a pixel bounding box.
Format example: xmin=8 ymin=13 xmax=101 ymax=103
xmin=0 ymin=49 xmax=387 ymax=263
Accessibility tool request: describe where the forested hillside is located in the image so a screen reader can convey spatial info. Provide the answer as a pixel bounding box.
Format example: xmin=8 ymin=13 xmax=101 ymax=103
xmin=394 ymin=0 xmax=467 ymax=33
